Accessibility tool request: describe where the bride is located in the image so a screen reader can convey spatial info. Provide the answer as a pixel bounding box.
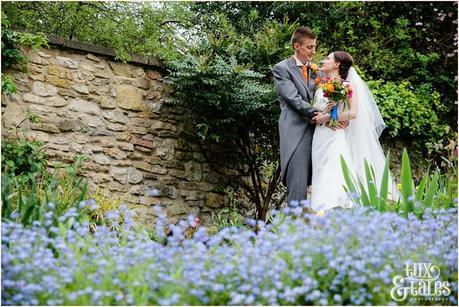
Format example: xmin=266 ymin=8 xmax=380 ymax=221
xmin=310 ymin=51 xmax=399 ymax=212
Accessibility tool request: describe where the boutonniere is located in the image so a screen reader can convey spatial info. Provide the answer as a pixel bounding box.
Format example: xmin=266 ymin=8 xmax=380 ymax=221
xmin=308 ymin=63 xmax=319 ymax=80
xmin=309 ymin=63 xmax=319 ymax=73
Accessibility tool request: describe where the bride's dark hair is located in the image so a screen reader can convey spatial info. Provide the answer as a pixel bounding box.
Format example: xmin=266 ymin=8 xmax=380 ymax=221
xmin=333 ymin=51 xmax=354 ymax=80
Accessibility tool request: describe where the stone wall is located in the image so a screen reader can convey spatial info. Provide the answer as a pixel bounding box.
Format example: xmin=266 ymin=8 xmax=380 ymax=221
xmin=1 ymin=38 xmax=236 ymax=224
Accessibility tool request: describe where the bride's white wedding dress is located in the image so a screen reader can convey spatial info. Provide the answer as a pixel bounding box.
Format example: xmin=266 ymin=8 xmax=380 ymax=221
xmin=311 ymin=88 xmax=354 ymax=211
xmin=310 ymin=67 xmax=400 ymax=213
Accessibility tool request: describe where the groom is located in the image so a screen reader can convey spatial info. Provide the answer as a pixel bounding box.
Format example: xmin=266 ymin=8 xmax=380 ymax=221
xmin=272 ymin=27 xmax=328 ymax=205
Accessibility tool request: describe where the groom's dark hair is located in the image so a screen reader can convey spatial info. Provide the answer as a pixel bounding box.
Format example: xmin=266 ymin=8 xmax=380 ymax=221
xmin=291 ymin=27 xmax=316 ymax=47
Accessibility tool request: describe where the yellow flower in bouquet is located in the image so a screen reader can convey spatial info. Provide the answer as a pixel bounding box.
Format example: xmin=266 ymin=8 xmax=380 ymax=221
xmin=326 ymin=83 xmax=335 ymax=93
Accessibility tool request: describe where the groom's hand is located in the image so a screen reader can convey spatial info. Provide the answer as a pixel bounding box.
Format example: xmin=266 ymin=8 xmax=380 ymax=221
xmin=312 ymin=112 xmax=329 ymax=124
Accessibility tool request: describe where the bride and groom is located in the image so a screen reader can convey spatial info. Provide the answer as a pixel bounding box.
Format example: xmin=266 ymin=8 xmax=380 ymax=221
xmin=272 ymin=26 xmax=399 ymax=213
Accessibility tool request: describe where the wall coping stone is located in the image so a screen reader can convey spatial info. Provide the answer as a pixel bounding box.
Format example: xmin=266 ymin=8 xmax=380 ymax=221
xmin=46 ymin=35 xmax=164 ymax=70
xmin=13 ymin=29 xmax=165 ymax=72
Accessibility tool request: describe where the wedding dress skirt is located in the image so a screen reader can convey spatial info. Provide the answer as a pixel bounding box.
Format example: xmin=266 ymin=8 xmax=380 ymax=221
xmin=311 ymin=89 xmax=354 ymax=212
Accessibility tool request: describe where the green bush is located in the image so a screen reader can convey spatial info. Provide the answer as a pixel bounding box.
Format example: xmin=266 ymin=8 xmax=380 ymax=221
xmin=1 ymin=136 xmax=88 ymax=226
xmin=1 ymin=137 xmax=48 ymax=184
xmin=368 ymin=80 xmax=451 ymax=153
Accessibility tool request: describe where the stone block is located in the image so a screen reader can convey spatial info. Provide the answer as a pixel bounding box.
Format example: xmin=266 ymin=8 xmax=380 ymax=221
xmin=109 ymin=62 xmax=134 ymax=78
xmin=103 ymin=110 xmax=128 ymax=124
xmin=57 ymin=88 xmax=77 ymax=98
xmin=80 ymin=62 xmax=96 ymax=72
xmin=30 ymin=123 xmax=59 ymax=133
xmin=71 ymin=84 xmax=90 ymax=94
xmin=56 ymin=55 xmax=79 ymax=69
xmin=69 ymin=98 xmax=100 ymax=115
xmin=107 ymin=123 xmax=127 ymax=132
xmin=185 ymin=161 xmax=203 ymax=182
xmin=47 ymin=65 xmax=60 ymax=75
xmin=86 ymin=53 xmax=101 ymax=62
xmin=79 ymin=114 xmax=106 ymax=128
xmin=156 ymin=138 xmax=175 ymax=160
xmin=38 ymin=51 xmax=51 ymax=58
xmin=32 ymin=81 xmax=58 ymax=96
xmin=158 ymin=177 xmax=179 ymax=186
xmin=127 ymin=167 xmax=143 ymax=184
xmin=151 ymin=165 xmax=168 ymax=175
xmin=98 ymin=96 xmax=117 ymax=109
xmin=110 ymin=166 xmax=128 ymax=184
xmin=94 ymin=69 xmax=111 ymax=79
xmin=133 ymin=161 xmax=152 ymax=172
xmin=92 ymin=173 xmax=111 ymax=184
xmin=166 ymin=202 xmax=187 ymax=216
xmin=151 ymin=121 xmax=177 ymax=132
xmin=185 ymin=200 xmax=205 ymax=208
xmin=115 ymin=84 xmax=145 ymax=111
xmin=184 ymin=191 xmax=205 ymax=201
xmin=104 ymin=148 xmax=128 ymax=160
xmin=118 ymin=142 xmax=134 ymax=151
xmin=29 ymin=54 xmax=49 ymax=65
xmin=132 ymin=138 xmax=154 ymax=149
xmin=129 ymin=126 xmax=148 ymax=135
xmin=93 ymin=153 xmax=111 ymax=165
xmin=26 ymin=131 xmax=50 ymax=142
xmin=113 ymin=160 xmax=132 ymax=167
xmin=169 ymin=169 xmax=186 ymax=180
xmin=23 ymin=93 xmax=68 ymax=107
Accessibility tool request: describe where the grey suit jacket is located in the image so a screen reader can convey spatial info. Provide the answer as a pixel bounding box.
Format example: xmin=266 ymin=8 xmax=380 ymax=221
xmin=272 ymin=57 xmax=320 ymax=184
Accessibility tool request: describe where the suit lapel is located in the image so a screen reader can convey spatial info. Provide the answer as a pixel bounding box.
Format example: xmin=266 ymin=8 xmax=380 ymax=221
xmin=289 ymin=57 xmax=313 ymax=101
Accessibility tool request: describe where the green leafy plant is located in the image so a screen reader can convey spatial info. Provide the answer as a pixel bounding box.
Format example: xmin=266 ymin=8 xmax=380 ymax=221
xmin=2 ymin=155 xmax=89 ymax=227
xmin=210 ymin=205 xmax=244 ymax=231
xmin=1 ymin=12 xmax=48 ymax=95
xmin=341 ymin=148 xmax=458 ymax=218
xmin=1 ymin=114 xmax=89 ymax=226
xmin=368 ymin=80 xmax=451 ymax=155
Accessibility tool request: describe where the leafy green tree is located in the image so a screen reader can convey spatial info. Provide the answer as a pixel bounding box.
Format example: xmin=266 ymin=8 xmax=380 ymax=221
xmin=166 ymin=14 xmax=293 ymax=220
xmin=2 ymin=1 xmax=192 ymax=62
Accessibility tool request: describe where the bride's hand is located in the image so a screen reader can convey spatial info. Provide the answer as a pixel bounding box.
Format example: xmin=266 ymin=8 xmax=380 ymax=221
xmin=324 ymin=102 xmax=336 ymax=113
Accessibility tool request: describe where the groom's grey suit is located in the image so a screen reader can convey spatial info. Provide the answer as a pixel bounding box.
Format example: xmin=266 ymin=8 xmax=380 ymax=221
xmin=272 ymin=57 xmax=320 ymax=204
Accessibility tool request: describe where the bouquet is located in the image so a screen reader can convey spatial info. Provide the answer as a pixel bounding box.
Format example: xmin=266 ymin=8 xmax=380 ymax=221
xmin=316 ymin=77 xmax=353 ymax=127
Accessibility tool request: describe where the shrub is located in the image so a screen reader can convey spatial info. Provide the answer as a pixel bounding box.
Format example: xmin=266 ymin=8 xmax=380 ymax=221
xmin=368 ymin=80 xmax=451 ymax=154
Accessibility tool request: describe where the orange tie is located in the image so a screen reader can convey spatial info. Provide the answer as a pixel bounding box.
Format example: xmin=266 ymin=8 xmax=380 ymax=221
xmin=300 ymin=65 xmax=309 ymax=81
